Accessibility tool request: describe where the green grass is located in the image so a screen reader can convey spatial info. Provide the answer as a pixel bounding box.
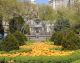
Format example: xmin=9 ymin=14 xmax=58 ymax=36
xmin=25 ymin=40 xmax=35 ymax=45
xmin=49 ymin=46 xmax=62 ymax=51
xmin=8 ymin=48 xmax=32 ymax=54
xmin=71 ymin=59 xmax=80 ymax=63
xmin=0 ymin=48 xmax=32 ymax=54
xmin=0 ymin=41 xmax=80 ymax=63
xmin=44 ymin=41 xmax=54 ymax=45
xmin=0 ymin=51 xmax=7 ymax=54
xmin=17 ymin=48 xmax=32 ymax=53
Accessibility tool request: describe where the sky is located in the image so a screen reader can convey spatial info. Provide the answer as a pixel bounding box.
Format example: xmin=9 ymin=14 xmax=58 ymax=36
xmin=36 ymin=0 xmax=48 ymax=4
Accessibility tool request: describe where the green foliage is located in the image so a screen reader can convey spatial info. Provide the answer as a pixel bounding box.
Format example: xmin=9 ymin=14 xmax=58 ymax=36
xmin=9 ymin=16 xmax=25 ymax=33
xmin=14 ymin=31 xmax=27 ymax=46
xmin=71 ymin=59 xmax=80 ymax=63
xmin=0 ymin=33 xmax=19 ymax=52
xmin=50 ymin=31 xmax=63 ymax=45
xmin=14 ymin=16 xmax=24 ymax=24
xmin=72 ymin=24 xmax=80 ymax=34
xmin=69 ymin=0 xmax=80 ymax=25
xmin=51 ymin=29 xmax=80 ymax=50
xmin=55 ymin=5 xmax=80 ymax=25
xmin=54 ymin=18 xmax=70 ymax=32
xmin=62 ymin=29 xmax=80 ymax=50
xmin=0 ymin=0 xmax=19 ymax=21
xmin=38 ymin=4 xmax=56 ymax=21
xmin=23 ymin=24 xmax=30 ymax=34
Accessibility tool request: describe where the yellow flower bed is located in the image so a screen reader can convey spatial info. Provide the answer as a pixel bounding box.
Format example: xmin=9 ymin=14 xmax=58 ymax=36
xmin=0 ymin=42 xmax=74 ymax=57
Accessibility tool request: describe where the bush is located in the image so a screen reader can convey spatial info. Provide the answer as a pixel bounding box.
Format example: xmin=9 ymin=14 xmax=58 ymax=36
xmin=51 ymin=29 xmax=80 ymax=50
xmin=0 ymin=33 xmax=19 ymax=52
xmin=14 ymin=31 xmax=27 ymax=46
xmin=62 ymin=29 xmax=80 ymax=50
xmin=72 ymin=24 xmax=80 ymax=34
xmin=50 ymin=31 xmax=63 ymax=45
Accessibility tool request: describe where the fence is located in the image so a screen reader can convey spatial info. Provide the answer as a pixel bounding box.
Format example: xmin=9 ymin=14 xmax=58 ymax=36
xmin=26 ymin=35 xmax=52 ymax=41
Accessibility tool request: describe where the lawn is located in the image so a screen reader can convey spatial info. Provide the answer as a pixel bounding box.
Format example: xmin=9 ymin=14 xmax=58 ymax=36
xmin=0 ymin=41 xmax=80 ymax=63
xmin=0 ymin=41 xmax=73 ymax=57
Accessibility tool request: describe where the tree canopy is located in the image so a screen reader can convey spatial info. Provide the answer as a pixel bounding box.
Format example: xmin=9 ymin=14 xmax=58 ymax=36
xmin=0 ymin=0 xmax=19 ymax=21
xmin=38 ymin=4 xmax=56 ymax=21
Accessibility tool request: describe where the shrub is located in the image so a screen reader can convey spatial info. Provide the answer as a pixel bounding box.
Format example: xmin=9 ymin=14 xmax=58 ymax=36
xmin=0 ymin=33 xmax=19 ymax=52
xmin=72 ymin=24 xmax=80 ymax=34
xmin=51 ymin=28 xmax=80 ymax=50
xmin=50 ymin=31 xmax=63 ymax=45
xmin=14 ymin=31 xmax=27 ymax=46
xmin=62 ymin=29 xmax=80 ymax=50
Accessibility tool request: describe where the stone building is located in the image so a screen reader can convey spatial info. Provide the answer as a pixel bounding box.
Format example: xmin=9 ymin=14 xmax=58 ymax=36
xmin=49 ymin=0 xmax=74 ymax=9
xmin=24 ymin=16 xmax=54 ymax=35
xmin=17 ymin=0 xmax=36 ymax=4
